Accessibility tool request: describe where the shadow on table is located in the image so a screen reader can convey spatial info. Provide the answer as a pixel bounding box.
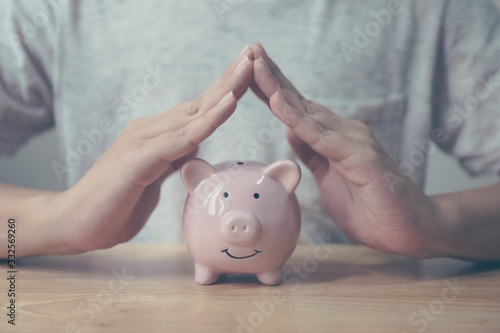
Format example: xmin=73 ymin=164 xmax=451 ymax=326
xmin=4 ymin=246 xmax=500 ymax=286
xmin=196 ymin=254 xmax=500 ymax=286
xmin=276 ymin=253 xmax=500 ymax=285
xmin=6 ymin=250 xmax=195 ymax=280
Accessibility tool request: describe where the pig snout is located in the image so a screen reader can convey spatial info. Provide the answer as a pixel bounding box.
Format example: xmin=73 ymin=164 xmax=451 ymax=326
xmin=220 ymin=212 xmax=261 ymax=246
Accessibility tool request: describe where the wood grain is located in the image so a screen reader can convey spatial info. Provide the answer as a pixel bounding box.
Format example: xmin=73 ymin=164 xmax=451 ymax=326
xmin=1 ymin=244 xmax=499 ymax=333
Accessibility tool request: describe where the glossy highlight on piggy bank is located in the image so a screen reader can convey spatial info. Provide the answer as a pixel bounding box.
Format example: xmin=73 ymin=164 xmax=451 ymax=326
xmin=181 ymin=158 xmax=301 ymax=285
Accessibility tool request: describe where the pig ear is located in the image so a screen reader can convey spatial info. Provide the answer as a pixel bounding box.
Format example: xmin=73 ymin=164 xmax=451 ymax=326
xmin=181 ymin=158 xmax=217 ymax=194
xmin=263 ymin=160 xmax=301 ymax=193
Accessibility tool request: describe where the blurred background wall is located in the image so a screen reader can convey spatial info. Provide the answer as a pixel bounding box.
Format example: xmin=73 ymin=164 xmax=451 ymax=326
xmin=2 ymin=0 xmax=500 ymax=195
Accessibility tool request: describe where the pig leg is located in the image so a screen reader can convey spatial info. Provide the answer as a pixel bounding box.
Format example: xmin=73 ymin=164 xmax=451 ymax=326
xmin=256 ymin=269 xmax=282 ymax=285
xmin=194 ymin=263 xmax=219 ymax=284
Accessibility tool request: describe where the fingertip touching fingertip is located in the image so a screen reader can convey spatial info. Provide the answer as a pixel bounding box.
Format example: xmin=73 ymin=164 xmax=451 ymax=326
xmin=237 ymin=45 xmax=251 ymax=59
xmin=254 ymin=41 xmax=266 ymax=53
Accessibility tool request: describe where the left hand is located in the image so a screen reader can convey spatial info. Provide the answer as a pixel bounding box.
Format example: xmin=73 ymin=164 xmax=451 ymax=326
xmin=251 ymin=42 xmax=444 ymax=257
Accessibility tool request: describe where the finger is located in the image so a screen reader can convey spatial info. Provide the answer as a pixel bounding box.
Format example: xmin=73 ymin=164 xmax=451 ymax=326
xmin=254 ymin=53 xmax=360 ymax=134
xmin=139 ymin=46 xmax=253 ymax=137
xmin=253 ymin=56 xmax=288 ymax=99
xmin=286 ymin=129 xmax=329 ymax=182
xmin=250 ymin=82 xmax=269 ymax=107
xmin=252 ymin=41 xmax=301 ymax=98
xmin=252 ymin=43 xmax=365 ymax=135
xmin=150 ymin=91 xmax=237 ymax=162
xmin=270 ymin=91 xmax=358 ymax=162
xmin=252 ymin=42 xmax=313 ymax=121
xmin=155 ymin=45 xmax=252 ymax=124
xmin=252 ymin=44 xmax=328 ymax=127
xmin=199 ymin=45 xmax=254 ymax=112
xmin=141 ymin=99 xmax=208 ymax=137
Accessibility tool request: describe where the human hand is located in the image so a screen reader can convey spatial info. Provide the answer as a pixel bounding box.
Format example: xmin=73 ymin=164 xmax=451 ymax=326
xmin=54 ymin=46 xmax=255 ymax=253
xmin=251 ymin=42 xmax=443 ymax=257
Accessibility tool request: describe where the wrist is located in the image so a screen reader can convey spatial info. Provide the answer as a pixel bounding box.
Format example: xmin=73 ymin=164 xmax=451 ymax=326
xmin=19 ymin=190 xmax=83 ymax=257
xmin=424 ymin=194 xmax=461 ymax=258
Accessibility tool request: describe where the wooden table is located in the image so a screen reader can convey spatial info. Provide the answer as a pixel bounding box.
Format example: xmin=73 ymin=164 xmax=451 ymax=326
xmin=1 ymin=244 xmax=499 ymax=333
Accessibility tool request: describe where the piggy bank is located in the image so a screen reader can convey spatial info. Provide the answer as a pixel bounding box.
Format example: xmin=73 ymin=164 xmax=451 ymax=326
xmin=180 ymin=158 xmax=301 ymax=285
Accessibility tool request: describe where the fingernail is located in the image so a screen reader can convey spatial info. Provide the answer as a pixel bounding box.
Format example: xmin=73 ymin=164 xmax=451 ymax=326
xmin=254 ymin=41 xmax=267 ymax=55
xmin=237 ymin=45 xmax=250 ymax=59
xmin=218 ymin=91 xmax=234 ymax=105
xmin=234 ymin=56 xmax=249 ymax=74
xmin=275 ymin=90 xmax=286 ymax=103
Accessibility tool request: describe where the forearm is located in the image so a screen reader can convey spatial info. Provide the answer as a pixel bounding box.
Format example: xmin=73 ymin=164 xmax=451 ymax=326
xmin=430 ymin=182 xmax=500 ymax=261
xmin=0 ymin=183 xmax=75 ymax=258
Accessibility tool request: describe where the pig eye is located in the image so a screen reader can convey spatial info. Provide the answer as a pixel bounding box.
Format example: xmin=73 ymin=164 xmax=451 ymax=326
xmin=223 ymin=192 xmax=229 ymax=198
xmin=253 ymin=193 xmax=260 ymax=199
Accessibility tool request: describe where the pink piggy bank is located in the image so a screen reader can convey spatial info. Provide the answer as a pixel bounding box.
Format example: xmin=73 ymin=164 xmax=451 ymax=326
xmin=180 ymin=158 xmax=301 ymax=285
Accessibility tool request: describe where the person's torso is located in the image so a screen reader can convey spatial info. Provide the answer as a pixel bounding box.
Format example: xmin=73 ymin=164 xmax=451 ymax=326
xmin=48 ymin=0 xmax=445 ymax=242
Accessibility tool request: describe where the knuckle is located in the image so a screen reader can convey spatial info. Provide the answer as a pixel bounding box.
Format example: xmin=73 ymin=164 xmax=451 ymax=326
xmin=187 ymin=138 xmax=198 ymax=149
xmin=184 ymin=102 xmax=200 ymax=117
xmin=170 ymin=126 xmax=188 ymax=138
xmin=318 ymin=125 xmax=331 ymax=137
xmin=304 ymin=99 xmax=318 ymax=115
xmin=192 ymin=96 xmax=202 ymax=108
xmin=315 ymin=129 xmax=343 ymax=148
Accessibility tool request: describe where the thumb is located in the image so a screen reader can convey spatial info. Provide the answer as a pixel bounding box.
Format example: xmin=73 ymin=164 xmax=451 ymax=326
xmin=286 ymin=129 xmax=328 ymax=181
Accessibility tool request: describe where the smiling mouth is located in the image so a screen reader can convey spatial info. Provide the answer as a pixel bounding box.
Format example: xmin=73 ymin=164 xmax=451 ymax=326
xmin=221 ymin=249 xmax=262 ymax=259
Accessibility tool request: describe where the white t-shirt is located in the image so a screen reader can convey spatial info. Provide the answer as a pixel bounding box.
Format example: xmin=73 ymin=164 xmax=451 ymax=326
xmin=1 ymin=0 xmax=500 ymax=243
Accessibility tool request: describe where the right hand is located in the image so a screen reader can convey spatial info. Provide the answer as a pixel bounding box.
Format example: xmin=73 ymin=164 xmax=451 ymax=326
xmin=52 ymin=46 xmax=254 ymax=253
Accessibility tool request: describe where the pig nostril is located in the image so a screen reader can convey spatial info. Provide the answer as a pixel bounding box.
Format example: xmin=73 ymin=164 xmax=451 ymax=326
xmin=221 ymin=212 xmax=261 ymax=245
